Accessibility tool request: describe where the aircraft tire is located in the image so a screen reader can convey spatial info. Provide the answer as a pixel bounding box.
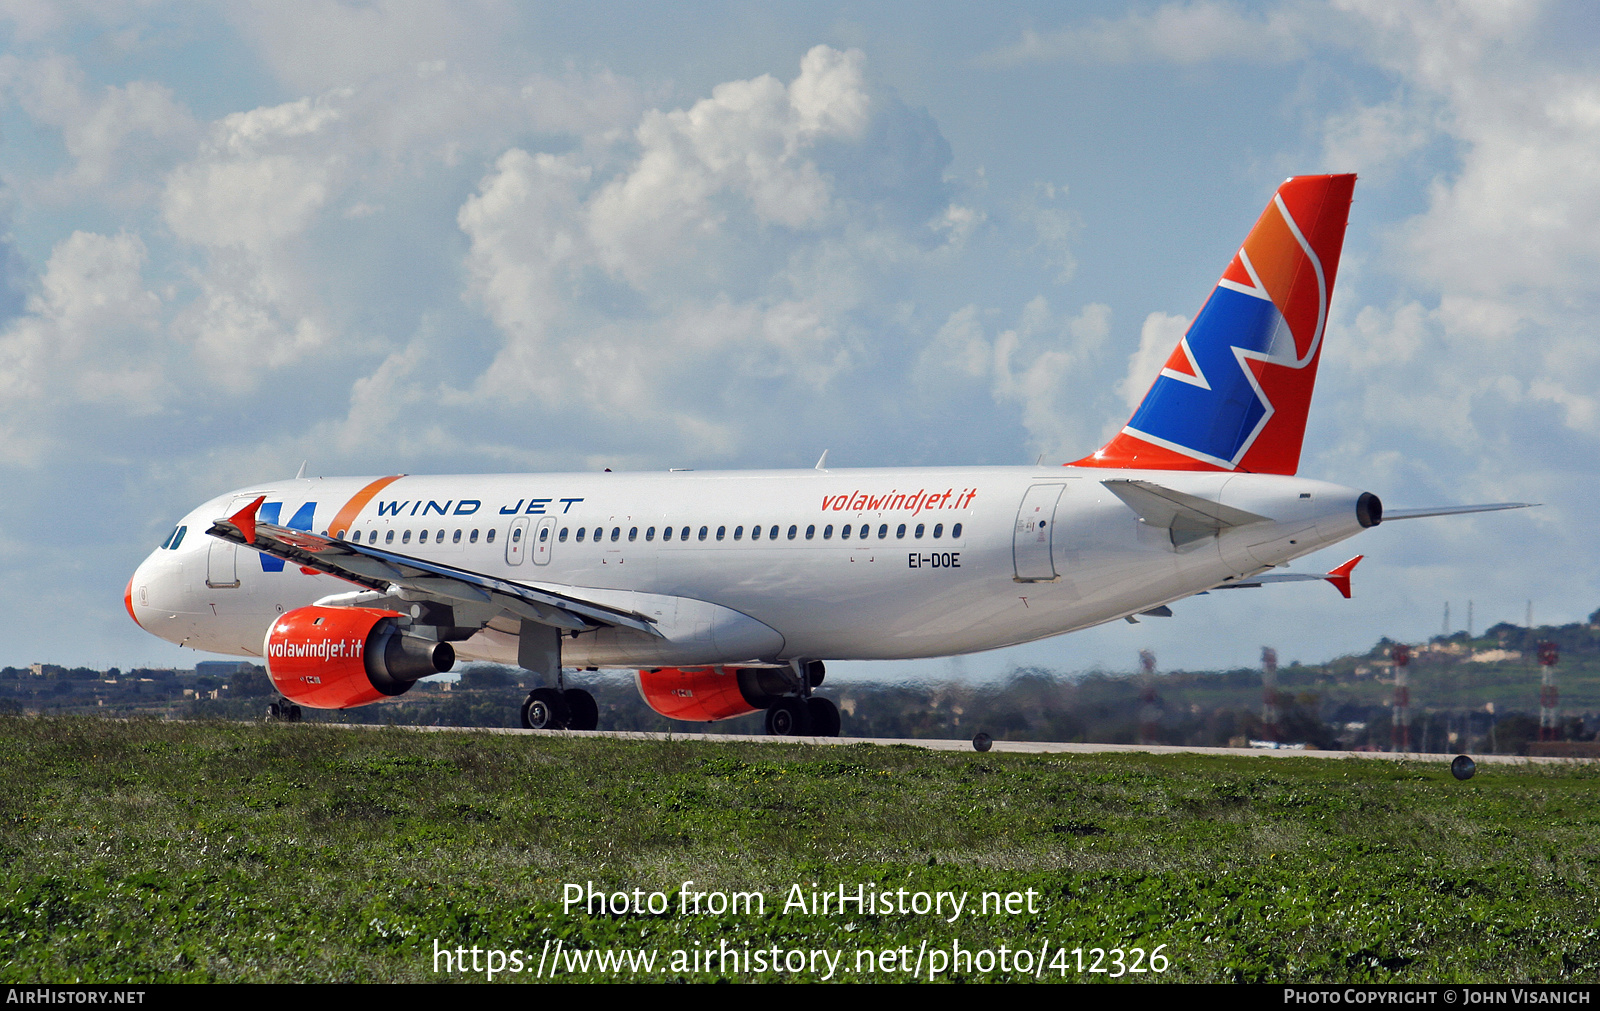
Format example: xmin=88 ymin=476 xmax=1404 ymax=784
xmin=764 ymin=697 xmax=811 ymax=736
xmin=285 ymin=704 xmax=302 ymax=722
xmin=805 ymin=696 xmax=840 ymax=737
xmin=521 ymin=688 xmax=569 ymax=730
xmin=563 ymin=689 xmax=599 ymax=731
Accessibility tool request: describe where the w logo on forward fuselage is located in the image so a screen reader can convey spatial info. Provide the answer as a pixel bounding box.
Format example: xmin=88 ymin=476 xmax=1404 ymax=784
xmin=1075 ymin=174 xmax=1354 ymax=477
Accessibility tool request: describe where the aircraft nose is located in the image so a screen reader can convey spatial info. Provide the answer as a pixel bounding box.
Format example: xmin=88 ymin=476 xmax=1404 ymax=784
xmin=124 ymin=573 xmax=143 ymax=629
xmin=126 ymin=549 xmax=177 ymax=632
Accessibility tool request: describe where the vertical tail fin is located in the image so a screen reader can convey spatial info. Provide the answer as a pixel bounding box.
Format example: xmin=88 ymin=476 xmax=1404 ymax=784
xmin=1073 ymin=174 xmax=1356 ymax=475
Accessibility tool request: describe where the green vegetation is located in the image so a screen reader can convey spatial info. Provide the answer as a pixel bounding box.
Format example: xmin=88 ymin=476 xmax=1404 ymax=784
xmin=3 ymin=716 xmax=1599 ymax=983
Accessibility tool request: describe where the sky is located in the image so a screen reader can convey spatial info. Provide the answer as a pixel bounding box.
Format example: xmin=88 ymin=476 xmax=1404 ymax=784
xmin=0 ymin=0 xmax=1593 ymax=680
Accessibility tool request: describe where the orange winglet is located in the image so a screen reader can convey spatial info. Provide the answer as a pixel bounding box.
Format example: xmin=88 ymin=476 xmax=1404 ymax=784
xmin=229 ymin=495 xmax=266 ymax=545
xmin=1325 ymin=555 xmax=1363 ymax=599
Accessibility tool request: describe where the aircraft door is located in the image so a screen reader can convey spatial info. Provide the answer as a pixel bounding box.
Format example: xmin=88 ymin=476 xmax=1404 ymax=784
xmin=506 ymin=516 xmax=530 ymax=565
xmin=531 ymin=516 xmax=557 ymax=565
xmin=1013 ymin=484 xmax=1064 ymax=582
xmin=206 ymin=496 xmax=252 ymax=588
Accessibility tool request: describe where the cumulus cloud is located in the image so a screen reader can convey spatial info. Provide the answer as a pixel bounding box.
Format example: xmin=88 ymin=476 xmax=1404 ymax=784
xmin=0 ymin=230 xmax=166 ymax=461
xmin=919 ymin=298 xmax=1113 ymax=457
xmin=452 ymin=46 xmax=966 ymax=456
xmin=0 ymin=53 xmax=197 ymax=203
xmin=977 ymin=1 xmax=1325 ymax=67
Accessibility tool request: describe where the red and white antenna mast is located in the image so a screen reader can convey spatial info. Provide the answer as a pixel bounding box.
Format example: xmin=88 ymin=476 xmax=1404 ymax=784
xmin=1138 ymin=649 xmax=1158 ymax=745
xmin=1538 ymin=641 xmax=1560 ymax=741
xmin=1391 ymin=644 xmax=1411 ymax=753
xmin=1260 ymin=646 xmax=1280 ymax=743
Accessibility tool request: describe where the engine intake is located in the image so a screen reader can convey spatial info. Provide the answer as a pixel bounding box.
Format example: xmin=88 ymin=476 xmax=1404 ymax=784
xmin=264 ymin=605 xmax=455 ymax=709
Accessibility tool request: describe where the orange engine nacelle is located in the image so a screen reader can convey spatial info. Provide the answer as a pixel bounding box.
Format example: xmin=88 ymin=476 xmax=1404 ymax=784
xmin=264 ymin=606 xmax=456 ymax=709
xmin=635 ymin=666 xmax=792 ymax=723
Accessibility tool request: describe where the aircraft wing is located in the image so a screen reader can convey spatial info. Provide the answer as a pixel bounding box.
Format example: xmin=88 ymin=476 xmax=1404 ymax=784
xmin=1381 ymin=502 xmax=1535 ymax=521
xmin=204 ymin=495 xmax=662 ymax=637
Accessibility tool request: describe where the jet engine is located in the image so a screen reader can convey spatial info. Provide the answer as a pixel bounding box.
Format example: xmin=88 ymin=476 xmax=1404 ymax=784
xmin=635 ymin=666 xmax=793 ymax=722
xmin=264 ymin=605 xmax=455 ymax=709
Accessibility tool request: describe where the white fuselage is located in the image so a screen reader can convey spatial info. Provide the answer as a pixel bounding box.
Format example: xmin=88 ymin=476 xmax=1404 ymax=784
xmin=128 ymin=466 xmax=1370 ymax=668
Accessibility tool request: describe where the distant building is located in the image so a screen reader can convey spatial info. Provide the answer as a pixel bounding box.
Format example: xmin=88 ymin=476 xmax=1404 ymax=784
xmin=195 ymin=661 xmax=254 ymax=679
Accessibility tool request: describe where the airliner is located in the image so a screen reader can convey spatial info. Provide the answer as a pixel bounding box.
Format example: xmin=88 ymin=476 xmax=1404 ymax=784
xmin=126 ymin=174 xmax=1527 ymax=735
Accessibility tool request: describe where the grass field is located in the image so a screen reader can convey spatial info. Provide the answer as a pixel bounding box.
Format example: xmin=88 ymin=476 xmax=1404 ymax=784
xmin=2 ymin=715 xmax=1598 ymax=983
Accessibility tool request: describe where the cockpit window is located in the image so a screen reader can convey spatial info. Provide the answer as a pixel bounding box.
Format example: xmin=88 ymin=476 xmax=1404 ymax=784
xmin=169 ymin=526 xmax=187 ymax=550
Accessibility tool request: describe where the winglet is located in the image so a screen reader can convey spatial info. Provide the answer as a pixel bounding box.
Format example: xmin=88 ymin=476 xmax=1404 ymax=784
xmin=228 ymin=495 xmax=266 ymax=545
xmin=1325 ymin=555 xmax=1362 ymax=599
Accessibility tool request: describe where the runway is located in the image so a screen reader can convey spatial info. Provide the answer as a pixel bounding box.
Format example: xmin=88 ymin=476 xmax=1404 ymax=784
xmin=325 ymin=723 xmax=1583 ymax=765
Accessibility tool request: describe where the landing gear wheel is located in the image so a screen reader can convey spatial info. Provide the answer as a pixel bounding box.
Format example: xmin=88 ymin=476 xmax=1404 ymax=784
xmin=764 ymin=697 xmax=811 ymax=736
xmin=266 ymin=700 xmax=302 ymax=722
xmin=521 ymin=687 xmax=569 ymax=730
xmin=806 ymin=697 xmax=841 ymax=737
xmin=562 ymin=689 xmax=599 ymax=731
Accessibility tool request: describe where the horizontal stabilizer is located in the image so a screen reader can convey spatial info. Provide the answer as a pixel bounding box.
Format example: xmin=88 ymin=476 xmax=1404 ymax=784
xmin=1103 ymin=478 xmax=1270 ymax=547
xmin=1382 ymin=502 xmax=1535 ymax=521
xmin=1212 ymin=554 xmax=1363 ymax=598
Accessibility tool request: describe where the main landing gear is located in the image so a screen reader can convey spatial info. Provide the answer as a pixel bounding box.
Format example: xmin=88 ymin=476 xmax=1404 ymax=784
xmin=265 ymin=697 xmax=302 ymax=722
xmin=520 ymin=687 xmax=599 ymax=731
xmin=763 ymin=661 xmax=841 ymax=737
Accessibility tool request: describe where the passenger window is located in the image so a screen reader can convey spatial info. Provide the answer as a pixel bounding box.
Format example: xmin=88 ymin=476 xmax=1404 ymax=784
xmin=471 ymin=529 xmax=480 ymax=543
xmin=915 ymin=523 xmax=925 ymax=538
xmin=805 ymin=524 xmax=815 ymax=540
xmin=896 ymin=523 xmax=906 ymax=539
xmin=371 ymin=530 xmax=380 ymax=544
xmin=952 ymin=523 xmax=963 ymax=538
xmin=538 ymin=528 xmax=547 ymax=542
xmin=663 ymin=526 xmax=673 ymax=541
xmin=593 ymin=527 xmax=603 ymax=541
xmin=386 ymin=530 xmax=396 ymax=544
xmin=733 ymin=525 xmax=743 ymax=540
xmin=402 ymin=530 xmax=412 ymax=544
xmin=487 ymin=529 xmax=496 ymax=543
xmin=877 ymin=524 xmax=888 ymax=539
xmin=841 ymin=524 xmax=851 ymax=540
xmin=513 ymin=528 xmax=523 ymax=542
xmin=452 ymin=530 xmax=462 ymax=544
xmin=698 ymin=526 xmax=709 ymax=541
xmin=628 ymin=527 xmax=638 ymax=542
xmin=611 ymin=527 xmax=620 ymax=542
xmin=933 ymin=523 xmax=944 ymax=538
xmin=787 ymin=525 xmax=797 ymax=540
xmin=558 ymin=528 xmax=567 ymax=542
xmin=768 ymin=525 xmax=778 ymax=540
xmin=420 ymin=530 xmax=429 ymax=544
xmin=717 ymin=526 xmax=726 ymax=541
xmin=823 ymin=524 xmax=833 ymax=539
xmin=858 ymin=524 xmax=869 ymax=539
xmin=437 ymin=529 xmax=445 ymax=541
xmin=751 ymin=525 xmax=761 ymax=540
xmin=681 ymin=526 xmax=691 ymax=541
xmin=575 ymin=528 xmax=585 ymax=542
xmin=646 ymin=526 xmax=655 ymax=541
